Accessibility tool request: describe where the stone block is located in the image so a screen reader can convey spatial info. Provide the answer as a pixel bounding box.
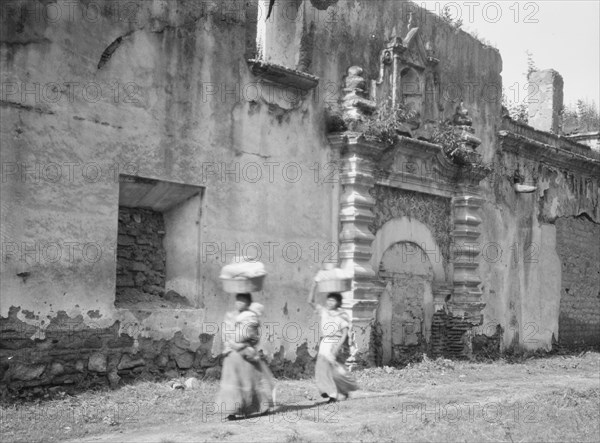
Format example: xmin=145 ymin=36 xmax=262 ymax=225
xmin=84 ymin=335 xmax=103 ymax=349
xmin=134 ymin=272 xmax=147 ymax=286
xmin=117 ymin=275 xmax=135 ymax=287
xmin=118 ymin=354 xmax=145 ymax=370
xmin=136 ymin=237 xmax=152 ymax=245
xmin=107 ymin=335 xmax=135 ymax=348
xmin=118 ymin=235 xmax=136 ymax=246
xmin=175 ymin=352 xmax=195 ymax=369
xmin=184 ymin=377 xmax=201 ymax=389
xmin=88 ymin=352 xmax=107 ymax=372
xmin=165 ymin=369 xmax=179 ymax=379
xmin=131 ymin=262 xmax=148 ymax=272
xmin=11 ymin=363 xmax=46 ymax=381
xmin=117 ymin=248 xmax=132 ymax=264
xmin=108 ymin=369 xmax=120 ymax=389
xmin=155 ymin=354 xmax=169 ymax=367
xmin=0 ymin=338 xmax=34 ymax=350
xmin=170 ymin=332 xmax=191 ymax=350
xmin=49 ymin=362 xmax=64 ymax=376
xmin=107 ymin=353 xmax=121 ymax=371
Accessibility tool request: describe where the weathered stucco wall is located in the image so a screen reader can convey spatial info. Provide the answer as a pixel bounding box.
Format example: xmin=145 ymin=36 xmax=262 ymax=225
xmin=1 ymin=0 xmax=340 ymax=386
xmin=0 ymin=0 xmax=507 ymax=387
xmin=478 ymin=120 xmax=600 ymax=351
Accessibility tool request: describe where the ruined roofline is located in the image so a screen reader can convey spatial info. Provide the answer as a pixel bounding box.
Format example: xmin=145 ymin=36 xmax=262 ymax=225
xmin=499 ymin=123 xmax=600 ymax=176
xmin=567 ymin=131 xmax=600 ymax=139
xmin=500 ymin=116 xmax=599 ymax=160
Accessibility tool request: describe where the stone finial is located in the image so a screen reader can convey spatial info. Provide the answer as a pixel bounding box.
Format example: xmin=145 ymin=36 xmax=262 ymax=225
xmin=342 ymin=66 xmax=376 ymax=121
xmin=344 ymin=66 xmax=368 ymax=95
xmin=452 ymin=102 xmax=472 ymax=126
xmin=446 ymin=102 xmax=483 ymax=163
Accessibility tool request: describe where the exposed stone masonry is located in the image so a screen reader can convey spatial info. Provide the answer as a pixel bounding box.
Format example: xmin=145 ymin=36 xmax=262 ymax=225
xmin=555 ymin=215 xmax=600 ymax=347
xmin=0 ymin=307 xmax=222 ymax=392
xmin=116 ymin=208 xmax=167 ymax=306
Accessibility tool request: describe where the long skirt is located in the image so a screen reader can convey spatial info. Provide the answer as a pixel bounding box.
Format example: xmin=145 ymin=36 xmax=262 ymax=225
xmin=216 ymin=351 xmax=275 ymax=417
xmin=315 ymin=342 xmax=358 ymax=399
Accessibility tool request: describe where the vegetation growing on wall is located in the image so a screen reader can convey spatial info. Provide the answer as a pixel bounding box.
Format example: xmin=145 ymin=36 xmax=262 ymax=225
xmin=439 ymin=5 xmax=463 ymax=30
xmin=431 ymin=121 xmax=492 ymax=176
xmin=502 ymin=50 xmax=538 ymax=124
xmin=363 ymin=98 xmax=418 ymax=146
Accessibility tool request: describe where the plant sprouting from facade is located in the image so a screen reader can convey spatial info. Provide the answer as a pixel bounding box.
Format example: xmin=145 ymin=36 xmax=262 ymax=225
xmin=440 ymin=6 xmax=463 ymax=30
xmin=363 ymin=97 xmax=419 ymax=146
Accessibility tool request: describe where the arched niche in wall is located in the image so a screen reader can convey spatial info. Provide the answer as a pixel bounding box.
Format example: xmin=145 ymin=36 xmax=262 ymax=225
xmin=400 ymin=66 xmax=424 ymax=120
xmin=370 ymin=216 xmax=446 ymax=286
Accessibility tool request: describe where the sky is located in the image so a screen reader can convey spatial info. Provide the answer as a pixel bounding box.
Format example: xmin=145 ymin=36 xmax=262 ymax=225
xmin=417 ymin=1 xmax=600 ymax=110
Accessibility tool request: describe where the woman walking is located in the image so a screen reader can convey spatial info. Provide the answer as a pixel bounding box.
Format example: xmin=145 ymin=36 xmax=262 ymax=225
xmin=216 ymin=293 xmax=275 ymax=420
xmin=308 ymin=281 xmax=358 ymax=402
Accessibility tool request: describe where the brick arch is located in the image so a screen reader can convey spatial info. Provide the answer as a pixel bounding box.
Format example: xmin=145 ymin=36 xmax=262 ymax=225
xmin=370 ymin=217 xmax=447 ymax=284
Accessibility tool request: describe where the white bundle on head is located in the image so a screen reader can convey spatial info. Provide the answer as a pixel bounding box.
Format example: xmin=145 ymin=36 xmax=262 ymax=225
xmin=314 ymin=267 xmax=352 ymax=282
xmin=219 ymin=257 xmax=267 ymax=279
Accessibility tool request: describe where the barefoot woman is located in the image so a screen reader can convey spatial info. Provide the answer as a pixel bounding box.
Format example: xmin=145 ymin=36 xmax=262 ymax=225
xmin=308 ymin=282 xmax=358 ymax=402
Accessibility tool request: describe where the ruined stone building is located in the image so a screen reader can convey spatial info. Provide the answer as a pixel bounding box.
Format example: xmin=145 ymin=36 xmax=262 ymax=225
xmin=1 ymin=1 xmax=599 ymax=389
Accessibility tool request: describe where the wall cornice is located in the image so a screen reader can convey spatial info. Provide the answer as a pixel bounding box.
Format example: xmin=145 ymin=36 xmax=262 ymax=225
xmin=499 ymin=118 xmax=600 ymax=176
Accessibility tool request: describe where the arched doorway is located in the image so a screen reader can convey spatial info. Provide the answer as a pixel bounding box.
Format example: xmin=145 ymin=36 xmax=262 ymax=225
xmin=375 ymin=242 xmax=434 ymax=365
xmin=370 ymin=217 xmax=446 ymax=366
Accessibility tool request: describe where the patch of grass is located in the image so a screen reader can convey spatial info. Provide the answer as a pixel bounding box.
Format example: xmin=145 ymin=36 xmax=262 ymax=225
xmin=284 ymin=429 xmax=312 ymax=443
xmin=2 ymin=353 xmax=598 ymax=443
xmin=211 ymin=430 xmax=234 ymax=440
xmin=0 ymin=378 xmax=221 ymax=443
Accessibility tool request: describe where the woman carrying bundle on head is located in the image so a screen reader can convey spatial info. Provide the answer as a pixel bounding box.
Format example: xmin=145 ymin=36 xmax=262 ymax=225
xmin=308 ymin=268 xmax=359 ymax=403
xmin=216 ymin=258 xmax=274 ymax=420
xmin=216 ymin=292 xmax=275 ymax=420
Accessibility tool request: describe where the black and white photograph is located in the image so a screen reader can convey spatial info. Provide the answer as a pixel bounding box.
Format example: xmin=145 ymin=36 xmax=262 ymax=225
xmin=1 ymin=1 xmax=599 ymax=442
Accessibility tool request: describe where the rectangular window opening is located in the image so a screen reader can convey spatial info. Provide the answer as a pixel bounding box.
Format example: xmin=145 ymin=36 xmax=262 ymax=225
xmin=115 ymin=175 xmax=203 ymax=310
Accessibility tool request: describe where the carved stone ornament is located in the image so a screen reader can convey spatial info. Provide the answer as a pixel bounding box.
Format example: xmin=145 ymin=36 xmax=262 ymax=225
xmin=451 ymin=101 xmax=473 ymax=127
xmin=342 ymin=66 xmax=376 ymax=122
xmin=368 ymin=16 xmax=441 ymax=135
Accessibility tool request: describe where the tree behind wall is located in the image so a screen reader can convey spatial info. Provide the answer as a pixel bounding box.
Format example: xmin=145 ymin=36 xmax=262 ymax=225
xmin=503 ymin=50 xmax=600 ymax=133
xmin=562 ymin=99 xmax=600 ymax=135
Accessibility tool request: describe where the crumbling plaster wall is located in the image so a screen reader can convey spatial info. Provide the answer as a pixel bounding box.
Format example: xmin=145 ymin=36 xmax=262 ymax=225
xmin=4 ymin=0 xmax=591 ymax=390
xmin=298 ymin=1 xmax=596 ymax=353
xmin=0 ymin=0 xmax=338 ymax=385
xmin=478 ymin=132 xmax=600 ymax=351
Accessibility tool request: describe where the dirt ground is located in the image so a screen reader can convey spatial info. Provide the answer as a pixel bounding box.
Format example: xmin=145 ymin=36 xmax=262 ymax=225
xmin=2 ymin=353 xmax=599 ymax=443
